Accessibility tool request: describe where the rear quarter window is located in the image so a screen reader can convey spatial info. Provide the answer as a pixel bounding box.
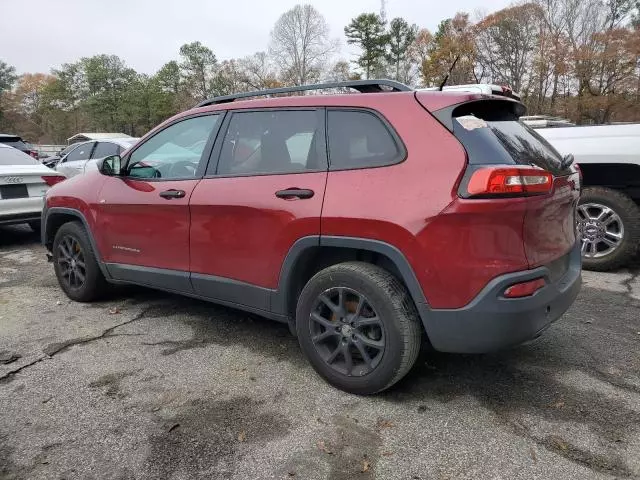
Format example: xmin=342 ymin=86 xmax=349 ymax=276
xmin=327 ymin=110 xmax=403 ymax=170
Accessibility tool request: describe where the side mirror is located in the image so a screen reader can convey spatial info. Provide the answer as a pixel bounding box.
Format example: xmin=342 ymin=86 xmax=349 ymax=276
xmin=99 ymin=155 xmax=123 ymax=176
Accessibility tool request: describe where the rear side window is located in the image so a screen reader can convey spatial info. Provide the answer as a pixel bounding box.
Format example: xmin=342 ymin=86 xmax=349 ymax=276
xmin=327 ymin=110 xmax=402 ymax=170
xmin=215 ymin=110 xmax=325 ymax=176
xmin=92 ymin=142 xmax=120 ymax=159
xmin=65 ymin=143 xmax=94 ymax=162
xmin=451 ymin=102 xmax=567 ymax=174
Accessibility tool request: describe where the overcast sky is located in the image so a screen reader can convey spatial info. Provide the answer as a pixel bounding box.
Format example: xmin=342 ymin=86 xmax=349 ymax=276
xmin=2 ymin=0 xmax=511 ymax=75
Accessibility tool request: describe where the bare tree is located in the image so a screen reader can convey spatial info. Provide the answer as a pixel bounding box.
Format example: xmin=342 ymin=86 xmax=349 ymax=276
xmin=239 ymin=52 xmax=280 ymax=90
xmin=269 ymin=4 xmax=339 ymax=85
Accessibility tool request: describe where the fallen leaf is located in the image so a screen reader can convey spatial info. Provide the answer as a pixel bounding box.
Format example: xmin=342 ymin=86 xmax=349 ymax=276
xmin=377 ymin=419 xmax=395 ymax=429
xmin=550 ymin=401 xmax=565 ymax=409
xmin=109 ymin=307 xmax=120 ymax=315
xmin=361 ymin=459 xmax=370 ymax=472
xmin=530 ymin=446 xmax=537 ymax=463
xmin=168 ymin=423 xmax=180 ymax=433
xmin=417 ymin=405 xmax=428 ymax=413
xmin=238 ymin=430 xmax=246 ymax=442
xmin=42 ymin=396 xmax=53 ymax=404
xmin=381 ymin=451 xmax=394 ymax=456
xmin=287 ymin=472 xmax=296 ymax=477
xmin=317 ymin=440 xmax=333 ymax=454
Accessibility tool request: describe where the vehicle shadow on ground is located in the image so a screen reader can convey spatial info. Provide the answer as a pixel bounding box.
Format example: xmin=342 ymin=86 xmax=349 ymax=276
xmin=0 ymin=225 xmax=40 ymax=248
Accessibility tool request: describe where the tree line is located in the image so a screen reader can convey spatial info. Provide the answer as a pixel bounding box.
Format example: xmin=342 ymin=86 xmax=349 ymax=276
xmin=1 ymin=0 xmax=639 ymax=144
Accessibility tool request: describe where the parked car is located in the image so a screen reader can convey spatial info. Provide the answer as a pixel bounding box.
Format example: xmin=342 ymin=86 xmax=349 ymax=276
xmin=0 ymin=134 xmax=39 ymax=159
xmin=55 ymin=138 xmax=139 ymax=178
xmin=42 ymin=80 xmax=581 ymax=394
xmin=41 ymin=143 xmax=81 ymax=169
xmin=0 ymin=144 xmax=65 ymax=232
xmin=536 ymin=124 xmax=640 ymax=271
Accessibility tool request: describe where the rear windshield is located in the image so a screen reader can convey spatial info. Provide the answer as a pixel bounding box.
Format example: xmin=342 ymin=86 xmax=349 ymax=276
xmin=0 ymin=146 xmax=38 ymax=165
xmin=0 ymin=139 xmax=27 ymax=150
xmin=452 ymin=102 xmax=567 ymax=174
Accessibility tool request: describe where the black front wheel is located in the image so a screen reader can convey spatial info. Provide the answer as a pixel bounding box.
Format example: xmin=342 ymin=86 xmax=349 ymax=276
xmin=296 ymin=262 xmax=421 ymax=395
xmin=52 ymin=221 xmax=108 ymax=302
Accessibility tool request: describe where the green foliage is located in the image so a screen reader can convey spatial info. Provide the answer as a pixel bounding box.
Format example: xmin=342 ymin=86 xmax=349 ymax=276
xmin=344 ymin=13 xmax=389 ymax=78
xmin=387 ymin=18 xmax=418 ymax=81
xmin=179 ymin=41 xmax=217 ymax=100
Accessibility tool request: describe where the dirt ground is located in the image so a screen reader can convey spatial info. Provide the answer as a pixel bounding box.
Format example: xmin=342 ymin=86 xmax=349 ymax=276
xmin=1 ymin=225 xmax=639 ymax=480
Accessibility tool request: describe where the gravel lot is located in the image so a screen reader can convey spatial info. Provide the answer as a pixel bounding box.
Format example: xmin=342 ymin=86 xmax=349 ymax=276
xmin=1 ymin=225 xmax=639 ymax=480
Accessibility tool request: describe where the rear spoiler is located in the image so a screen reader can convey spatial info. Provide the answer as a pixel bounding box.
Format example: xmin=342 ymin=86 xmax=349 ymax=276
xmin=426 ymin=98 xmax=527 ymax=132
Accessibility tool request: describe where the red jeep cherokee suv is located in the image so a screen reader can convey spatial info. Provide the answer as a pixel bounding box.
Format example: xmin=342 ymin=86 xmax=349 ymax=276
xmin=42 ymin=80 xmax=581 ymax=394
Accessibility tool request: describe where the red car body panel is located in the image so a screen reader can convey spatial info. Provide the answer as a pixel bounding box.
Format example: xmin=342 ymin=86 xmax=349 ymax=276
xmin=523 ymin=174 xmax=580 ymax=267
xmin=95 ymin=177 xmax=199 ymax=271
xmin=189 ymin=172 xmax=327 ymax=288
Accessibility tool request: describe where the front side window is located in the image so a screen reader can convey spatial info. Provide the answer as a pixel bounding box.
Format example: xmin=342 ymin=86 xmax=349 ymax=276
xmin=92 ymin=142 xmax=120 ymax=159
xmin=327 ymin=110 xmax=401 ymax=170
xmin=216 ymin=110 xmax=324 ymax=176
xmin=127 ymin=115 xmax=220 ymax=179
xmin=64 ymin=142 xmax=94 ymax=162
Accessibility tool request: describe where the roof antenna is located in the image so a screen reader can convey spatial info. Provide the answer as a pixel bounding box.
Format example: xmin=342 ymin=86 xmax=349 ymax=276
xmin=438 ymin=55 xmax=461 ymax=91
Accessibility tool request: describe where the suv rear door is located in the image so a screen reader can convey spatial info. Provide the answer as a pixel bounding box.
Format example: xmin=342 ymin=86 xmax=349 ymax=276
xmin=189 ymin=108 xmax=327 ymax=311
xmin=95 ymin=114 xmax=223 ymax=290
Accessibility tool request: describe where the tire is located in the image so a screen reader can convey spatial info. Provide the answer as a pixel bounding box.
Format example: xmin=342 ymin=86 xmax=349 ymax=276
xmin=578 ymin=187 xmax=640 ymax=271
xmin=28 ymin=220 xmax=41 ymax=234
xmin=296 ymin=262 xmax=422 ymax=395
xmin=52 ymin=221 xmax=108 ymax=302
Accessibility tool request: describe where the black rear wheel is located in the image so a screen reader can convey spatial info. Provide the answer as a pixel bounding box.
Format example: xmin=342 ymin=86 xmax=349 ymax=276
xmin=296 ymin=262 xmax=421 ymax=395
xmin=52 ymin=221 xmax=108 ymax=302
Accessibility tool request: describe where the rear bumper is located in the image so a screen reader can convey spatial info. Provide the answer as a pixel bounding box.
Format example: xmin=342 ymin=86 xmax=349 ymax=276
xmin=0 ymin=197 xmax=43 ymax=226
xmin=420 ymin=242 xmax=582 ymax=353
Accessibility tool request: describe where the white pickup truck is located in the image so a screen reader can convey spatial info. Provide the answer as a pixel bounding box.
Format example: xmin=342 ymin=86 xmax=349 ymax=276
xmin=536 ymin=124 xmax=640 ymax=271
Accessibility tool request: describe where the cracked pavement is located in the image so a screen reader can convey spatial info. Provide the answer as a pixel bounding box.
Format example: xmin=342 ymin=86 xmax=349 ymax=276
xmin=1 ymin=225 xmax=639 ymax=480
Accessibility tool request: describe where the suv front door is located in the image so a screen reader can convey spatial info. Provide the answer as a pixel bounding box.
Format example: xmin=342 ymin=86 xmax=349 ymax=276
xmin=95 ymin=114 xmax=223 ymax=291
xmin=189 ymin=109 xmax=328 ymax=311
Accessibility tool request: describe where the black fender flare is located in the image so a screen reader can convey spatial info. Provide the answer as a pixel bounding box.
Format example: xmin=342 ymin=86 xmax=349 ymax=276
xmin=271 ymin=235 xmax=430 ymax=332
xmin=42 ymin=207 xmax=112 ymax=280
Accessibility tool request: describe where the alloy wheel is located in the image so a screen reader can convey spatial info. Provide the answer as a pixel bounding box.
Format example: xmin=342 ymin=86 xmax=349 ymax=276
xmin=57 ymin=235 xmax=87 ymax=289
xmin=577 ymin=203 xmax=624 ymax=258
xmin=309 ymin=287 xmax=385 ymax=377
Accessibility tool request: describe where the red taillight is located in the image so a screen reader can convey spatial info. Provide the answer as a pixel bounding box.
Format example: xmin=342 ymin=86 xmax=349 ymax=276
xmin=467 ymin=167 xmax=553 ymax=197
xmin=504 ymin=278 xmax=546 ymax=298
xmin=42 ymin=175 xmax=65 ymax=186
xmin=29 ymin=151 xmax=38 ymax=159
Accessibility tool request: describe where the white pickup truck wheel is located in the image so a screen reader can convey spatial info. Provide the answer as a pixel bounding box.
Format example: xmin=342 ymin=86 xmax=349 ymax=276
xmin=578 ymin=187 xmax=640 ymax=271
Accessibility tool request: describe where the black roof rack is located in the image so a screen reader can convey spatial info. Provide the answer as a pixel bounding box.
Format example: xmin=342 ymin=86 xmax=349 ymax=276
xmin=195 ymin=79 xmax=412 ymax=107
